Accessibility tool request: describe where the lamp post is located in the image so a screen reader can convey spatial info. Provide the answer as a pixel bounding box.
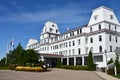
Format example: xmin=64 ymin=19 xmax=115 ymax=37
xmin=104 ymin=50 xmax=107 ymax=74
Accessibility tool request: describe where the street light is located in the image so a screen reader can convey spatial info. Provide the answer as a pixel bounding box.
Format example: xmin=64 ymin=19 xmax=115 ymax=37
xmin=104 ymin=50 xmax=107 ymax=74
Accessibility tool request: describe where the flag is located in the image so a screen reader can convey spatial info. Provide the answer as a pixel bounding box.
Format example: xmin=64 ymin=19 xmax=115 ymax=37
xmin=10 ymin=38 xmax=14 ymax=47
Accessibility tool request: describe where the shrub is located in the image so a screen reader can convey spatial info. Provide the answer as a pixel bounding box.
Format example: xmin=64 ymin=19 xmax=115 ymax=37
xmin=16 ymin=66 xmax=43 ymax=72
xmin=9 ymin=64 xmax=20 ymax=70
xmin=57 ymin=65 xmax=88 ymax=70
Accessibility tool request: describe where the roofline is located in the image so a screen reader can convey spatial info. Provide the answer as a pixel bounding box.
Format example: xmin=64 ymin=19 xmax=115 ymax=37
xmin=93 ymin=6 xmax=113 ymax=12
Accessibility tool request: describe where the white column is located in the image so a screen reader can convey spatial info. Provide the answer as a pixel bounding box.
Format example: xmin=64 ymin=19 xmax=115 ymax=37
xmin=41 ymin=56 xmax=44 ymax=62
xmin=67 ymin=57 xmax=69 ymax=66
xmin=82 ymin=56 xmax=84 ymax=66
xmin=74 ymin=57 xmax=76 ymax=66
xmin=61 ymin=58 xmax=63 ymax=64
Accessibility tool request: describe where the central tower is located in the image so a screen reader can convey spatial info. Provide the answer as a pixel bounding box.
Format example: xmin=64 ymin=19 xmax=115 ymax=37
xmin=40 ymin=21 xmax=60 ymax=44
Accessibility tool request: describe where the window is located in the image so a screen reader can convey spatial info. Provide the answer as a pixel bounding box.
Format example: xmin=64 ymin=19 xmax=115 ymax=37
xmin=99 ymin=46 xmax=102 ymax=52
xmin=80 ymin=28 xmax=82 ymax=33
xmin=94 ymin=15 xmax=98 ymax=20
xmin=116 ymin=37 xmax=118 ymax=43
xmin=69 ymin=42 xmax=71 ymax=47
xmin=65 ymin=42 xmax=67 ymax=47
xmin=72 ymin=41 xmax=75 ymax=46
xmin=77 ymin=30 xmax=79 ymax=34
xmin=66 ymin=34 xmax=68 ymax=38
xmin=115 ymin=26 xmax=117 ymax=31
xmin=78 ymin=48 xmax=81 ymax=54
xmin=78 ymin=39 xmax=81 ymax=45
xmin=70 ymin=32 xmax=74 ymax=37
xmin=85 ymin=38 xmax=88 ymax=44
xmin=90 ymin=47 xmax=93 ymax=52
xmin=110 ymin=15 xmax=114 ymax=19
xmin=90 ymin=37 xmax=93 ymax=43
xmin=52 ymin=24 xmax=55 ymax=27
xmin=99 ymin=35 xmax=102 ymax=41
xmin=50 ymin=28 xmax=53 ymax=32
xmin=109 ymin=35 xmax=111 ymax=42
xmin=49 ymin=34 xmax=51 ymax=37
xmin=69 ymin=50 xmax=71 ymax=55
xmin=110 ymin=46 xmax=112 ymax=52
xmin=72 ymin=49 xmax=75 ymax=55
xmin=86 ymin=47 xmax=88 ymax=54
xmin=98 ymin=24 xmax=101 ymax=30
xmin=56 ymin=29 xmax=58 ymax=33
xmin=70 ymin=33 xmax=72 ymax=37
xmin=90 ymin=27 xmax=92 ymax=32
xmin=109 ymin=24 xmax=111 ymax=30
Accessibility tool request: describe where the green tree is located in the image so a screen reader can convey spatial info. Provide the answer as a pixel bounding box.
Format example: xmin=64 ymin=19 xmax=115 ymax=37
xmin=107 ymin=58 xmax=114 ymax=65
xmin=25 ymin=49 xmax=39 ymax=64
xmin=6 ymin=43 xmax=25 ymax=65
xmin=56 ymin=59 xmax=62 ymax=67
xmin=87 ymin=50 xmax=96 ymax=70
xmin=115 ymin=54 xmax=120 ymax=68
xmin=0 ymin=57 xmax=6 ymax=66
xmin=6 ymin=43 xmax=39 ymax=66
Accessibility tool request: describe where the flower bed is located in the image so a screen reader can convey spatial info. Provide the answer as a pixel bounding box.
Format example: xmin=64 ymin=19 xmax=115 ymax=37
xmin=16 ymin=66 xmax=43 ymax=72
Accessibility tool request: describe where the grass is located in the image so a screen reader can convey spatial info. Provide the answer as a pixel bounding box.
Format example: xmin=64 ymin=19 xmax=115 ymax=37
xmin=0 ymin=66 xmax=10 ymax=70
xmin=111 ymin=74 xmax=120 ymax=79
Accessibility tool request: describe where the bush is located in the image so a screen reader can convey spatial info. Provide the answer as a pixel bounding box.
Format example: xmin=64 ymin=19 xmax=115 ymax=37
xmin=16 ymin=66 xmax=43 ymax=72
xmin=9 ymin=64 xmax=20 ymax=70
xmin=57 ymin=65 xmax=88 ymax=70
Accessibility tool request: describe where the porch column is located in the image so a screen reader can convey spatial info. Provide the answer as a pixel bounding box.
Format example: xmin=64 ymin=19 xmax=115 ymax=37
xmin=61 ymin=58 xmax=63 ymax=64
xmin=41 ymin=56 xmax=44 ymax=62
xmin=74 ymin=57 xmax=76 ymax=66
xmin=82 ymin=56 xmax=84 ymax=66
xmin=67 ymin=57 xmax=69 ymax=66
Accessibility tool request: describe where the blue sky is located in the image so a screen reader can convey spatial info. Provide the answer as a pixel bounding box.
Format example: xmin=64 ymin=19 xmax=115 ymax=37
xmin=0 ymin=0 xmax=120 ymax=60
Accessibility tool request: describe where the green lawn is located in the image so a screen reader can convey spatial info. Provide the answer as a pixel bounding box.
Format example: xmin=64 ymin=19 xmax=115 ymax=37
xmin=0 ymin=66 xmax=10 ymax=70
xmin=112 ymin=74 xmax=120 ymax=79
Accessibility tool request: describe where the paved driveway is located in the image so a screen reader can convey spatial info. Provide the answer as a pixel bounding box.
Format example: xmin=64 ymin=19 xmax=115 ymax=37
xmin=0 ymin=68 xmax=103 ymax=80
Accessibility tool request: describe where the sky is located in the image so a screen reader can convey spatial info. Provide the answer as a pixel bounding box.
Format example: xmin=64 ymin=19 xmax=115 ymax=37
xmin=0 ymin=0 xmax=120 ymax=60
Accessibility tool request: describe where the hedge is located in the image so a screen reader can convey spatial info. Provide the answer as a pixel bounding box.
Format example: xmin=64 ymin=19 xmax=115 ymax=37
xmin=16 ymin=66 xmax=44 ymax=72
xmin=57 ymin=65 xmax=89 ymax=70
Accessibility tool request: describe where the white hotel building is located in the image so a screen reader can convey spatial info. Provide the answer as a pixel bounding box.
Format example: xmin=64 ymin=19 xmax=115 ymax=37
xmin=26 ymin=6 xmax=120 ymax=68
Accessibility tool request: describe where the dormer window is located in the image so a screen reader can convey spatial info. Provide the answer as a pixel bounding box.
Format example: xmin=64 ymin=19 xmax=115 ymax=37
xmin=94 ymin=15 xmax=98 ymax=20
xmin=50 ymin=28 xmax=53 ymax=32
xmin=90 ymin=27 xmax=92 ymax=32
xmin=56 ymin=29 xmax=58 ymax=33
xmin=52 ymin=24 xmax=55 ymax=27
xmin=98 ymin=24 xmax=101 ymax=30
xmin=110 ymin=15 xmax=114 ymax=19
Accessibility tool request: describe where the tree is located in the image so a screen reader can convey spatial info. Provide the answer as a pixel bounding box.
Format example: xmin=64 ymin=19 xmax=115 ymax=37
xmin=0 ymin=57 xmax=6 ymax=66
xmin=25 ymin=49 xmax=39 ymax=64
xmin=87 ymin=50 xmax=96 ymax=70
xmin=6 ymin=43 xmax=39 ymax=66
xmin=115 ymin=54 xmax=120 ymax=68
xmin=6 ymin=43 xmax=25 ymax=65
xmin=107 ymin=58 xmax=114 ymax=65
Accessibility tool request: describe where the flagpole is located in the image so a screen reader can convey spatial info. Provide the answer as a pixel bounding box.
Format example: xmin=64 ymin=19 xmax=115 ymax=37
xmin=5 ymin=42 xmax=9 ymax=65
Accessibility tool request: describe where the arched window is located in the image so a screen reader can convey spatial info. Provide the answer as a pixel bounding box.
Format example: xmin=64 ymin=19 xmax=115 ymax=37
xmin=99 ymin=46 xmax=102 ymax=52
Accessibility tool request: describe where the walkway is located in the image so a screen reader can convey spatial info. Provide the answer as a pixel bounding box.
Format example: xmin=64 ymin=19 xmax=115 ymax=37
xmin=0 ymin=68 xmax=119 ymax=80
xmin=95 ymin=71 xmax=120 ymax=80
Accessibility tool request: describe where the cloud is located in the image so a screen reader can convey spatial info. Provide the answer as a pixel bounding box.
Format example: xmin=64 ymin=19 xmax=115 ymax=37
xmin=0 ymin=3 xmax=90 ymax=25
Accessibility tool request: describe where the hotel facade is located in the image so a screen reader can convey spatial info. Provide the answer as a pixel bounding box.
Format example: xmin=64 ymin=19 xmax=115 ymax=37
xmin=26 ymin=6 xmax=120 ymax=68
